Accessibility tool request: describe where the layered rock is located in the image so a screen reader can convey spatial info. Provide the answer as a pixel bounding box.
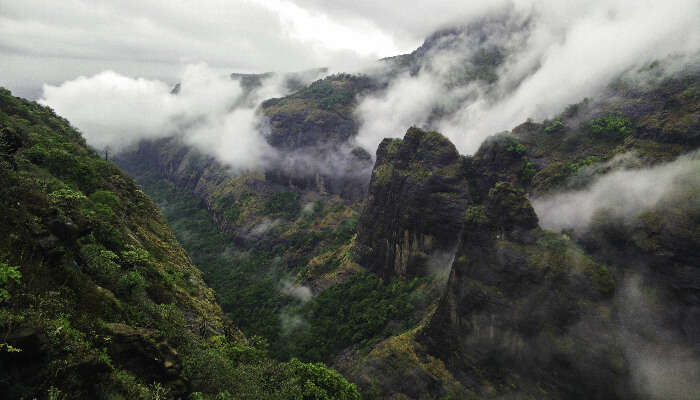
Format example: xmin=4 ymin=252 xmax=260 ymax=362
xmin=355 ymin=127 xmax=471 ymax=279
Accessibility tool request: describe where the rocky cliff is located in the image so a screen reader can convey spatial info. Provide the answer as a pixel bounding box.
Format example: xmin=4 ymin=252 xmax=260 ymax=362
xmin=354 ymin=127 xmax=470 ymax=279
xmin=343 ymin=67 xmax=700 ymax=399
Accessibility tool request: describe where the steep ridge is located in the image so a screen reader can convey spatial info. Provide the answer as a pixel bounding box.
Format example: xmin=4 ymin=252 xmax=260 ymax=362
xmin=339 ymin=67 xmax=700 ymax=399
xmin=0 ymin=88 xmax=359 ymax=399
xmin=419 ymin=165 xmax=623 ymax=398
xmin=260 ymin=73 xmax=377 ymax=199
xmin=354 ymin=128 xmax=470 ymax=279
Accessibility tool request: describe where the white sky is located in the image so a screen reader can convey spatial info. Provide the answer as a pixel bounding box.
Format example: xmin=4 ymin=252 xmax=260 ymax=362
xmin=0 ymin=0 xmax=419 ymax=98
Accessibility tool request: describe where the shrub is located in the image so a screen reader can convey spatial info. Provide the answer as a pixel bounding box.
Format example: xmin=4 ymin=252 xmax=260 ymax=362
xmin=589 ymin=114 xmax=633 ymax=137
xmin=120 ymin=245 xmax=151 ymax=267
xmin=80 ymin=244 xmax=121 ymax=284
xmin=518 ymin=159 xmax=536 ymax=186
xmin=544 ymin=118 xmax=567 ymax=133
xmin=48 ymin=187 xmax=86 ymax=208
xmin=89 ymin=190 xmax=121 ymax=210
xmin=118 ymin=270 xmax=147 ymax=299
xmin=0 ymin=262 xmax=21 ymax=303
xmin=286 ymin=358 xmax=360 ymax=400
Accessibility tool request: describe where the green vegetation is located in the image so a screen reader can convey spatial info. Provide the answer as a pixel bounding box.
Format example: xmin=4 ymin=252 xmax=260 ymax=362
xmin=263 ymin=191 xmax=301 ymax=219
xmin=282 ymin=273 xmax=427 ymax=361
xmin=183 ymin=337 xmax=359 ymax=399
xmin=589 ymin=114 xmax=633 ymax=137
xmin=504 ymin=136 xmax=537 ymax=187
xmin=135 ymin=176 xmax=383 ymax=364
xmin=0 ymin=87 xmax=358 ymax=399
xmin=0 ymin=261 xmax=21 ymax=304
xmin=544 ymin=118 xmax=567 ymax=133
xmin=303 ymin=79 xmax=355 ymax=110
xmin=263 ymin=73 xmax=373 ymax=116
xmin=566 ymin=155 xmax=601 ymax=175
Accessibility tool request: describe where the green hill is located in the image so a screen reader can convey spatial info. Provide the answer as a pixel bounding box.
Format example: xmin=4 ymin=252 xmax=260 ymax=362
xmin=0 ymin=88 xmax=358 ymax=399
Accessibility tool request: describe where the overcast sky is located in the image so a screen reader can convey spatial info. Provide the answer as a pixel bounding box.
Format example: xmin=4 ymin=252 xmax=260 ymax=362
xmin=0 ymin=0 xmax=511 ymax=99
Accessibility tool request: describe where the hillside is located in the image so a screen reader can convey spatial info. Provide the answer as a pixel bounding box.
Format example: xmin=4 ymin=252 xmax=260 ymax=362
xmin=3 ymin=1 xmax=700 ymax=399
xmin=3 ymin=21 xmax=696 ymax=400
xmin=113 ymin=59 xmax=699 ymax=398
xmin=339 ymin=68 xmax=700 ymax=398
xmin=0 ymin=88 xmax=359 ymax=399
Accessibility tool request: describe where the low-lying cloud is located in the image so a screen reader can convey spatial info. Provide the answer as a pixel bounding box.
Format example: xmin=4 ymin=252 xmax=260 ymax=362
xmin=532 ymin=152 xmax=700 ymax=232
xmin=354 ymin=0 xmax=700 ymax=155
xmin=39 ymin=64 xmax=322 ymax=171
xmin=280 ymin=279 xmax=313 ymax=303
xmin=616 ymin=275 xmax=700 ymax=399
xmin=34 ymin=1 xmax=700 ymax=176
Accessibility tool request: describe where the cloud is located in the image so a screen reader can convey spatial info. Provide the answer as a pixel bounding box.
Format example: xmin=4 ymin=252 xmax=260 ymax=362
xmin=532 ymin=152 xmax=700 ymax=232
xmin=280 ymin=310 xmax=307 ymax=336
xmin=353 ymin=0 xmax=700 ymax=155
xmin=279 ymin=278 xmax=313 ymax=337
xmin=288 ymin=0 xmax=509 ymax=44
xmin=248 ymin=217 xmax=283 ymax=236
xmin=0 ymin=0 xmax=406 ymax=98
xmin=426 ymin=248 xmax=457 ymax=284
xmin=15 ymin=0 xmax=700 ymax=174
xmin=38 ymin=64 xmax=325 ymax=171
xmin=616 ymin=275 xmax=700 ymax=399
xmin=280 ymin=279 xmax=313 ymax=302
xmin=355 ymin=72 xmax=443 ymax=153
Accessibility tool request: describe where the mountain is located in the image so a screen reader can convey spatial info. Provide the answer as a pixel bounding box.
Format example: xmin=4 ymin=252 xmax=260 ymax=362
xmin=113 ymin=58 xmax=699 ymax=399
xmin=337 ymin=67 xmax=700 ymax=399
xmin=3 ymin=17 xmax=699 ymax=399
xmin=0 ymin=88 xmax=359 ymax=399
xmin=354 ymin=128 xmax=469 ymax=279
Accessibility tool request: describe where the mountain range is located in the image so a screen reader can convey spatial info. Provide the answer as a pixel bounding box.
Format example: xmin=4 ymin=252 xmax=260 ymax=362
xmin=1 ymin=18 xmax=699 ymax=400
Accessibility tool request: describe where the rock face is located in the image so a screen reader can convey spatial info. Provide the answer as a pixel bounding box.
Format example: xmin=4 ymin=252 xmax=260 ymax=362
xmin=352 ymin=127 xmax=630 ymax=398
xmin=106 ymin=323 xmax=187 ymax=393
xmin=116 ymin=136 xmax=368 ymax=244
xmin=355 ymin=127 xmax=471 ymax=279
xmin=261 ymin=74 xmax=375 ymax=151
xmin=410 ymin=138 xmax=629 ymax=398
xmin=260 ymin=73 xmax=376 ymax=199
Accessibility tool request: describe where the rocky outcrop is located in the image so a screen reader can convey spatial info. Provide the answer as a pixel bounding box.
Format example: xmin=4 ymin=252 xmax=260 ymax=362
xmin=355 ymin=127 xmax=471 ymax=279
xmin=418 ymin=179 xmax=626 ymax=399
xmin=353 ymin=126 xmax=629 ymax=397
xmin=106 ymin=323 xmax=187 ymax=393
xmin=259 ymin=74 xmax=376 ymax=199
xmin=261 ymin=74 xmax=375 ymax=151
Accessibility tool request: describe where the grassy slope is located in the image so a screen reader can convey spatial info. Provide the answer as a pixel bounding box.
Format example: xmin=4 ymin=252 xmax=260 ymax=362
xmin=0 ymin=88 xmax=359 ymax=400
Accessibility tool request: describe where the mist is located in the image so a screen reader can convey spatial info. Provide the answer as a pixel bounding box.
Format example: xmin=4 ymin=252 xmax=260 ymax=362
xmin=354 ymin=0 xmax=700 ymax=155
xmin=532 ymin=151 xmax=700 ymax=233
xmin=33 ymin=1 xmax=700 ymax=177
xmin=616 ymin=275 xmax=700 ymax=399
xmin=39 ymin=64 xmax=324 ymax=171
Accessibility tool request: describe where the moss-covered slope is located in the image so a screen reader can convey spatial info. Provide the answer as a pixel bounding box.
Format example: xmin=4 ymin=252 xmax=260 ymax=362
xmin=0 ymin=88 xmax=359 ymax=399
